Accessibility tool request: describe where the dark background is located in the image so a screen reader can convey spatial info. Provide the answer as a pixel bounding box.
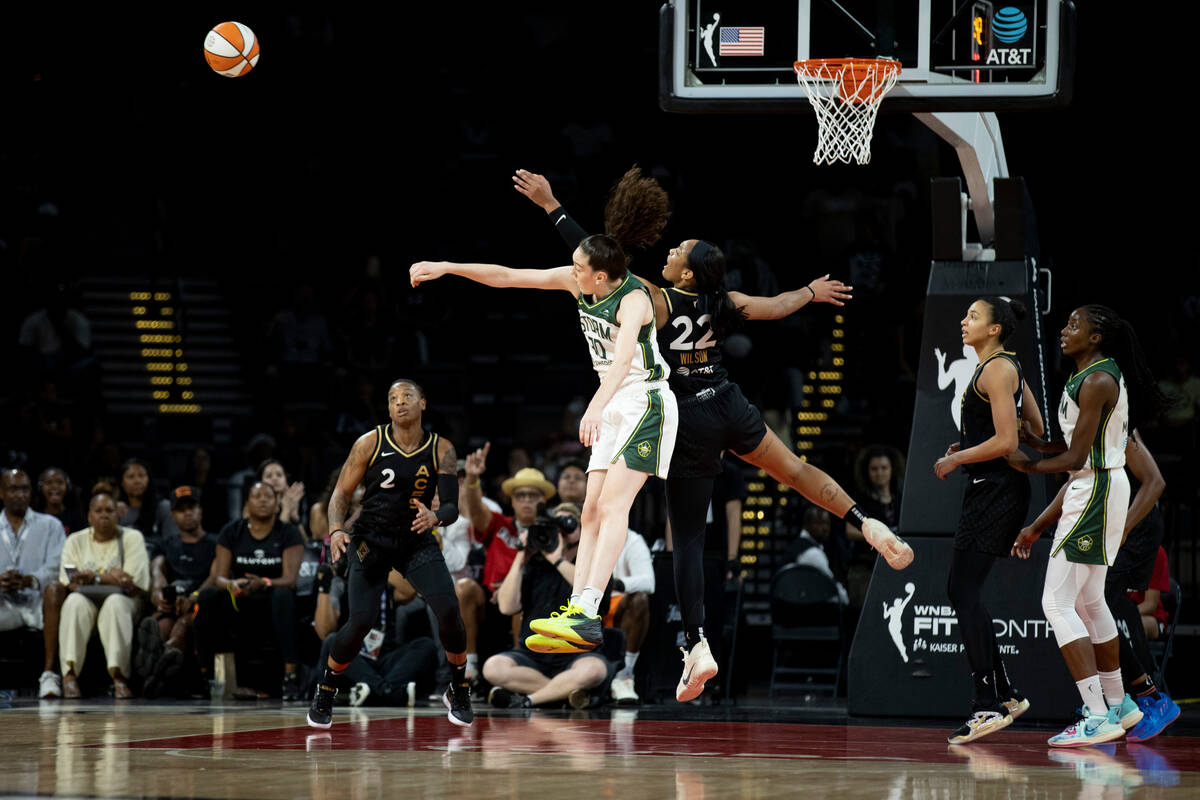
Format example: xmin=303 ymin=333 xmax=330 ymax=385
xmin=2 ymin=4 xmax=1197 ymax=581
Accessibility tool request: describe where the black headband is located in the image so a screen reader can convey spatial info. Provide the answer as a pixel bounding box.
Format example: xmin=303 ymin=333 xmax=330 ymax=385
xmin=687 ymin=240 xmax=715 ymax=270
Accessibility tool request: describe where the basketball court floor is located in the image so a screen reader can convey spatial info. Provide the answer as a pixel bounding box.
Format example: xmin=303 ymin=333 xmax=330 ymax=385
xmin=2 ymin=698 xmax=1196 ymax=798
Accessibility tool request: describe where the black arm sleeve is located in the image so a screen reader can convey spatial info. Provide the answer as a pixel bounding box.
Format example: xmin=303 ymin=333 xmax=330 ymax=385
xmin=546 ymin=205 xmax=589 ymax=251
xmin=435 ymin=473 xmax=459 ymax=525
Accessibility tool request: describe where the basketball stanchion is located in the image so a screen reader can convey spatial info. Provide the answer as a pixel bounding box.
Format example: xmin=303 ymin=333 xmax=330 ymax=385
xmin=793 ymin=58 xmax=901 ymax=165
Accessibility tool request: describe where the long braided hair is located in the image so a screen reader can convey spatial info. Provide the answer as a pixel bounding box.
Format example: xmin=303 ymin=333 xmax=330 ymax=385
xmin=1080 ymin=305 xmax=1167 ymax=431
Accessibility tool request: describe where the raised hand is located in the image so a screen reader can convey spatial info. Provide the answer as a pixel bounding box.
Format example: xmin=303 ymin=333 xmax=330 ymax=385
xmin=465 ymin=442 xmax=490 ymax=479
xmin=808 ymin=274 xmax=853 ymax=306
xmin=512 ymin=169 xmax=559 ymax=212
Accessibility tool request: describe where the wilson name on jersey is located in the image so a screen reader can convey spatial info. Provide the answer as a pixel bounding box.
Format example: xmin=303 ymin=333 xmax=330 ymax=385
xmin=1059 ymin=358 xmax=1128 ymax=470
xmin=354 ymin=425 xmax=441 ymax=536
xmin=660 ymin=288 xmax=728 ymax=396
xmin=577 ymin=274 xmax=666 ymax=388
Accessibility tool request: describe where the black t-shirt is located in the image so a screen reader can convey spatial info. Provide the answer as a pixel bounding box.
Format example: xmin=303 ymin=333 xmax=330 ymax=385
xmin=147 ymin=532 xmax=218 ymax=589
xmin=216 ymin=519 xmax=304 ymax=580
xmin=519 ymin=556 xmax=610 ymax=642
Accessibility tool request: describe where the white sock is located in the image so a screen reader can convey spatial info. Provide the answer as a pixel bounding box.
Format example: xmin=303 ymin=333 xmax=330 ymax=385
xmin=624 ymin=651 xmax=639 ymax=675
xmin=1098 ymin=669 xmax=1124 ymax=707
xmin=580 ymin=586 xmax=603 ymax=617
xmin=466 ymin=653 xmax=479 ymax=668
xmin=569 ymin=594 xmax=581 ymax=608
xmin=1076 ymin=675 xmax=1108 ymax=716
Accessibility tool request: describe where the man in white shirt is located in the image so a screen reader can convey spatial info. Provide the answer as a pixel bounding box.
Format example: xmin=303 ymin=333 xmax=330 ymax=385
xmin=1 ymin=469 xmax=67 ymax=698
xmin=791 ymin=507 xmax=849 ymax=606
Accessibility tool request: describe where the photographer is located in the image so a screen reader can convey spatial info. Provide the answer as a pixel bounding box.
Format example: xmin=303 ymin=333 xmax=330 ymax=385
xmin=137 ymin=486 xmax=218 ymax=698
xmin=482 ymin=503 xmax=613 ymax=708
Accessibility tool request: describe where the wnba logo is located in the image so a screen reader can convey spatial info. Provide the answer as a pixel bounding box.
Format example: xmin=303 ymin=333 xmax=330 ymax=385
xmin=992 ymin=7 xmax=1028 ymax=44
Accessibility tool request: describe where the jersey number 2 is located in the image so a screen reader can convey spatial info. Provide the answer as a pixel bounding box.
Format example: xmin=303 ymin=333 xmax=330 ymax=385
xmin=669 ymin=314 xmax=715 ymax=351
xmin=380 ymin=469 xmax=396 ymax=489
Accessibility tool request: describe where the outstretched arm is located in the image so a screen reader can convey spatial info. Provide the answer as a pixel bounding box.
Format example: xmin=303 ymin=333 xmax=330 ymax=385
xmin=728 ymin=274 xmax=852 ymax=320
xmin=410 ymin=261 xmax=578 ymax=295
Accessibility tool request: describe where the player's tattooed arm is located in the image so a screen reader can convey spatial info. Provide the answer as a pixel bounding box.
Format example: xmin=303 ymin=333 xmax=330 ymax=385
xmin=327 ymin=431 xmax=375 ymax=560
xmin=438 ymin=439 xmax=457 ymax=475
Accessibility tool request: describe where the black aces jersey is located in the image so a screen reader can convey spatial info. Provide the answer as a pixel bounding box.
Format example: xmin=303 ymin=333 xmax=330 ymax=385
xmin=959 ymin=350 xmax=1024 ymax=476
xmin=353 ymin=425 xmax=442 ymax=539
xmin=660 ymin=288 xmax=729 ymax=396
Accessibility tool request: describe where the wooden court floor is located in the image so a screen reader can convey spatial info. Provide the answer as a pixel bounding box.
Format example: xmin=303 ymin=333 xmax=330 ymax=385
xmin=1 ymin=700 xmax=1197 ymax=799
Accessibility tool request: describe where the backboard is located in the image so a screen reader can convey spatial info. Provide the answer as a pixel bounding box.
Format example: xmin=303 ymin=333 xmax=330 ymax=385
xmin=659 ymin=1 xmax=1075 ymax=113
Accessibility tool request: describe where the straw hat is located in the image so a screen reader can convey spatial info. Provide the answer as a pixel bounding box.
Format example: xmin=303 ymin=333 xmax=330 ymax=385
xmin=500 ymin=467 xmax=556 ymax=500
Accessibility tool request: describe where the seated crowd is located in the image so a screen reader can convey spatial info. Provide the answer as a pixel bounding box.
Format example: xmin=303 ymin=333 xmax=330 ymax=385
xmin=0 ymin=437 xmax=670 ymax=709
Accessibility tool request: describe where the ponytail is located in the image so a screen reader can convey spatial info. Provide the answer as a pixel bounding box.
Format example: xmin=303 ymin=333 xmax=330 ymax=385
xmin=603 ymin=165 xmax=671 ymax=258
xmin=687 ymin=240 xmax=746 ymax=339
xmin=1081 ymin=305 xmax=1167 ymax=430
xmin=977 ymin=296 xmax=1027 ymax=345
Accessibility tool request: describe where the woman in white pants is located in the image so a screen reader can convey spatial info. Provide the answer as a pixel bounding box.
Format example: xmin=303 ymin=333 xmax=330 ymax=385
xmin=1009 ymin=305 xmax=1166 ymax=747
xmin=58 ymin=492 xmax=149 ymax=698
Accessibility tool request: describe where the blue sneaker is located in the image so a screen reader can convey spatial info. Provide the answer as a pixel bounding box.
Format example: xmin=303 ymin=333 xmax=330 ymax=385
xmin=1127 ymin=693 xmax=1181 ymax=743
xmin=1115 ymin=693 xmax=1144 ymax=730
xmin=1048 ymin=707 xmax=1125 ymax=748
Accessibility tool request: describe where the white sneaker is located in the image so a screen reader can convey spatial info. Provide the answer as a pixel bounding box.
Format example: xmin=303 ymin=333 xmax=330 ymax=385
xmin=610 ymin=675 xmax=639 ymax=705
xmin=863 ymin=519 xmax=914 ymax=570
xmin=1048 ymin=708 xmax=1126 ymax=748
xmin=38 ymin=671 xmax=61 ymax=699
xmin=676 ymin=637 xmax=718 ymax=702
xmin=348 ymin=682 xmax=371 ymax=707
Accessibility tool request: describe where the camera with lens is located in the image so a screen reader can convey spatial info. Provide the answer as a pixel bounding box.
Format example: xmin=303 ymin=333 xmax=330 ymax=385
xmin=525 ymin=504 xmax=579 ymax=555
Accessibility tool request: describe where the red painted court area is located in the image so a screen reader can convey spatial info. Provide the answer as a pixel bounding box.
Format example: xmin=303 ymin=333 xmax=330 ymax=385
xmin=111 ymin=714 xmax=1200 ymax=774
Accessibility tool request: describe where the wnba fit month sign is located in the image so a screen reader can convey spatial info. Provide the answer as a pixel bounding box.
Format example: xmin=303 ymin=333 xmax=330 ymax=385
xmin=849 ymin=537 xmax=1080 ymax=721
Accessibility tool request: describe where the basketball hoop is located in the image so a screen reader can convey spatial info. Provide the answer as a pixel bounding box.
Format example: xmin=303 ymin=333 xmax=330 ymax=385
xmin=793 ymin=58 xmax=901 ymax=166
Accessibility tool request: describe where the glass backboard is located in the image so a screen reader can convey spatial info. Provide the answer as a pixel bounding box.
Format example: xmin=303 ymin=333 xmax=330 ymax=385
xmin=660 ymin=0 xmax=1075 ymax=113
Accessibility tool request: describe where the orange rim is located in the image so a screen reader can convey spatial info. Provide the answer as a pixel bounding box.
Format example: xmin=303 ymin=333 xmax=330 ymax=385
xmin=794 ymin=58 xmax=901 ymax=103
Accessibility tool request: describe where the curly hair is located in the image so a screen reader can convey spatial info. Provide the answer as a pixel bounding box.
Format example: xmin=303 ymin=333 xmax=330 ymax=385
xmin=603 ymin=165 xmax=671 ymax=258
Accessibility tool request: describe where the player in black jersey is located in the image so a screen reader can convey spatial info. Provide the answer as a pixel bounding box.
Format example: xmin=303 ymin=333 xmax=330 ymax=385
xmin=514 ymin=167 xmax=914 ymax=701
xmin=307 ymin=379 xmax=473 ymax=728
xmin=932 ymin=298 xmax=1044 ymax=744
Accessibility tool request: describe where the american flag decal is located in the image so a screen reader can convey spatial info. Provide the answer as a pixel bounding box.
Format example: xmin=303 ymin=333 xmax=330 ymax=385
xmin=718 ymin=26 xmax=765 ymax=56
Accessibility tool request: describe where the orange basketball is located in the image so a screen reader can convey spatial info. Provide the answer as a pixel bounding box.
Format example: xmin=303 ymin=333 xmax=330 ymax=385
xmin=203 ymin=21 xmax=260 ymax=78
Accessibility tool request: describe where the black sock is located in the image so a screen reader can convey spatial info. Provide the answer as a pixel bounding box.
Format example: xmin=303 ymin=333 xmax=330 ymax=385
xmin=841 ymin=504 xmax=869 ymax=529
xmin=451 ymin=659 xmax=468 ymax=686
xmin=972 ymin=670 xmax=997 ymax=708
xmin=1131 ymin=674 xmax=1158 ymax=699
xmin=992 ymin=647 xmax=1013 ymax=697
xmin=685 ymin=626 xmax=704 ymax=650
xmin=321 ymin=666 xmax=344 ymax=688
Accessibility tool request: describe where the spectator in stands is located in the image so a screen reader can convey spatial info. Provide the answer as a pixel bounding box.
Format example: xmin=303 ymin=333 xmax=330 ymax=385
xmin=602 ymin=508 xmax=654 ymax=704
xmin=844 ymin=445 xmax=905 ymax=606
xmin=184 ymin=447 xmax=229 ymax=533
xmin=1130 ymin=546 xmax=1172 ymax=642
xmin=310 ymin=468 xmax=364 ymax=542
xmin=137 ymin=486 xmax=218 ymax=698
xmin=57 ymin=491 xmax=149 ymax=698
xmin=33 ymin=467 xmax=84 ymax=534
xmin=257 ymin=458 xmax=308 ymax=539
xmin=17 ymin=285 xmax=92 ymax=376
xmin=194 ymin=481 xmax=305 ymax=699
xmin=555 ymin=461 xmax=587 ymax=506
xmin=483 ymin=502 xmax=612 ymax=708
xmin=461 ymin=443 xmax=553 ymax=595
xmin=0 ymin=469 xmax=66 ymax=698
xmin=116 ymin=458 xmax=157 ymax=538
xmin=226 ymin=433 xmax=276 ymax=523
xmin=266 ymin=282 xmax=333 ymax=401
xmin=789 ymin=506 xmax=849 ymax=605
xmin=312 ymin=560 xmax=438 ymax=707
xmin=1158 ymin=354 xmax=1200 ymax=429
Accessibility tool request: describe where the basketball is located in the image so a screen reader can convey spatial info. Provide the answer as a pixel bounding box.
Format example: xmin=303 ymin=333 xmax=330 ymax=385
xmin=203 ymin=21 xmax=260 ymax=78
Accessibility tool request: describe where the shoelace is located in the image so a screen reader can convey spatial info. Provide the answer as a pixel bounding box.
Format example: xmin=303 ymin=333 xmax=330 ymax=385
xmin=546 ymin=604 xmax=572 ymax=619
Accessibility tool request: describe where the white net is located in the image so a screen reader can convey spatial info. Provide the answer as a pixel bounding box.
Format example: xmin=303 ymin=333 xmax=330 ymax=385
xmin=794 ymin=59 xmax=900 ymax=166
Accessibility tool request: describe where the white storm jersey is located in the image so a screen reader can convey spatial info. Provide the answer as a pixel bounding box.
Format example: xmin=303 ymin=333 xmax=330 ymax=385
xmin=1059 ymin=358 xmax=1129 ymax=470
xmin=577 ymin=274 xmax=667 ymax=390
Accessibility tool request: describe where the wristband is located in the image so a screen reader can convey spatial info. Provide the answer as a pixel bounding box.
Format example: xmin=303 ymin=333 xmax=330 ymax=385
xmin=552 ymin=558 xmax=565 ymax=568
xmin=467 ymin=479 xmax=481 ymax=489
xmin=330 ymin=529 xmax=348 ymax=537
xmin=263 ymin=577 xmax=272 ymax=587
xmin=806 ymin=285 xmax=816 ymax=300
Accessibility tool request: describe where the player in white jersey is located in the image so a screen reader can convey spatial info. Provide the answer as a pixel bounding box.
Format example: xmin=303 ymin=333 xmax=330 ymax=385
xmin=1007 ymin=305 xmax=1167 ymax=747
xmin=410 ymin=235 xmax=677 ymax=653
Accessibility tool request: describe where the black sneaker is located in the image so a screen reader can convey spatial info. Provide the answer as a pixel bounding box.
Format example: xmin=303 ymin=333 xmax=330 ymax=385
xmin=143 ymin=645 xmax=184 ymax=700
xmin=488 ymin=685 xmax=532 ymax=709
xmin=443 ymin=681 xmax=474 ymax=727
xmin=282 ymin=672 xmax=304 ymax=702
xmin=307 ymin=682 xmax=338 ymax=728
